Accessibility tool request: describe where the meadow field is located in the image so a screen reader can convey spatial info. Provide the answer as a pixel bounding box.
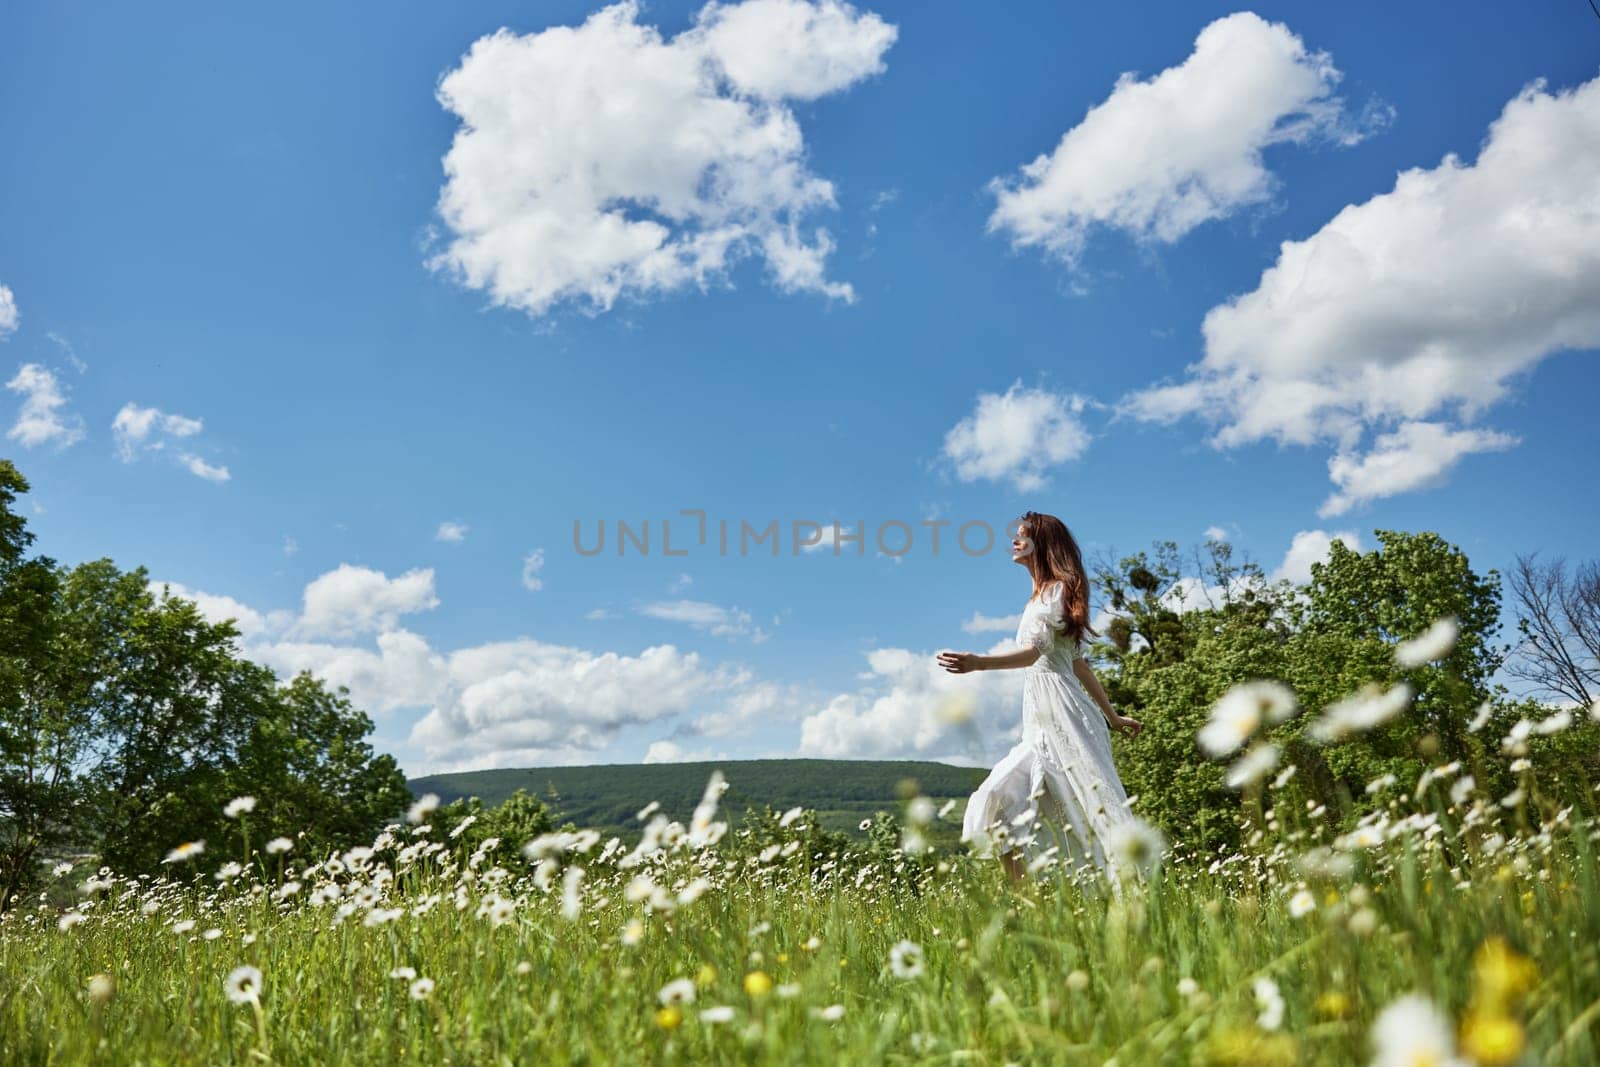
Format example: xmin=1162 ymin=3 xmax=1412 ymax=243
xmin=3 ymin=721 xmax=1598 ymax=1066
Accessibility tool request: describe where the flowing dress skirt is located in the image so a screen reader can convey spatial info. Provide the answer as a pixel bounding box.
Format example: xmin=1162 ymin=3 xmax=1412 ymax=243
xmin=961 ymin=666 xmax=1139 ymax=881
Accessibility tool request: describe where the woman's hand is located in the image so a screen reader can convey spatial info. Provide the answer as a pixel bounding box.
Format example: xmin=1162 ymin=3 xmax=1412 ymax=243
xmin=1108 ymin=713 xmax=1144 ymax=738
xmin=937 ymin=651 xmax=982 ymax=674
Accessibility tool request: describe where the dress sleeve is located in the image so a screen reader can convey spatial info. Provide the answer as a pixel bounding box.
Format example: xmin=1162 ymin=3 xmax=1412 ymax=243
xmin=1019 ymin=582 xmax=1067 ymax=654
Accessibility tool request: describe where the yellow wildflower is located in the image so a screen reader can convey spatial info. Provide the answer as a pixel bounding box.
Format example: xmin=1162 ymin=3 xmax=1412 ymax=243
xmin=1315 ymin=991 xmax=1352 ymax=1019
xmin=655 ymin=1005 xmax=682 ymax=1031
xmin=1460 ymin=1011 xmax=1524 ymax=1066
xmin=743 ymin=971 xmax=773 ymax=997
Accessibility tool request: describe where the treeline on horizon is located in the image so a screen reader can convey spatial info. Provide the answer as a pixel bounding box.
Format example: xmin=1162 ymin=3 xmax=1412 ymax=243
xmin=4 ymin=457 xmax=1598 ymax=908
xmin=407 ymin=758 xmax=989 ymax=844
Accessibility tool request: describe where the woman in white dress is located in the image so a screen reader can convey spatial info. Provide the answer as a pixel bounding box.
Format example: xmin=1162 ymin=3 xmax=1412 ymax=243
xmin=937 ymin=511 xmax=1144 ymax=886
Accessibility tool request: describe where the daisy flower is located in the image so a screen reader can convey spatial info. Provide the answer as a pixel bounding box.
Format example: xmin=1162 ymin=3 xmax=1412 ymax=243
xmin=223 ymin=796 xmax=257 ymax=819
xmin=225 ymin=966 xmax=263 ymax=1005
xmin=889 ymin=939 xmax=925 ymax=979
xmin=1394 ymin=616 xmax=1459 ymax=668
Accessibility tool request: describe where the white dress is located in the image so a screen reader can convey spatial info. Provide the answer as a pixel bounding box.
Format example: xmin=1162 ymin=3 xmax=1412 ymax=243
xmin=960 ymin=580 xmax=1139 ymax=880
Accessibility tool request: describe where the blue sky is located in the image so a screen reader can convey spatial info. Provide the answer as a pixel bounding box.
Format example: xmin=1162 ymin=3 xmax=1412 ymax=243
xmin=2 ymin=0 xmax=1596 ymax=775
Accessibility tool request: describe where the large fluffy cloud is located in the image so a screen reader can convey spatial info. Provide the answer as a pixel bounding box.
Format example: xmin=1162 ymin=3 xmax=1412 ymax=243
xmin=429 ymin=0 xmax=895 ymax=318
xmin=296 ymin=564 xmax=440 ymax=638
xmin=6 ymin=364 xmax=84 ymax=449
xmin=988 ymin=12 xmax=1382 ymax=263
xmin=1271 ymin=529 xmax=1363 ymax=585
xmin=943 ymin=382 xmax=1093 ymax=491
xmin=798 ymin=646 xmax=1023 ymax=761
xmin=150 ymin=563 xmax=786 ymax=772
xmin=408 ymin=640 xmax=743 ymax=764
xmin=1123 ymin=73 xmax=1600 ymax=513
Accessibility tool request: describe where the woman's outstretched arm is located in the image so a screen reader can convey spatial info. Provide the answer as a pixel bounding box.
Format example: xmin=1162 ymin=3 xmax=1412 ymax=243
xmin=1073 ymin=658 xmax=1144 ymax=737
xmin=936 ymin=647 xmax=1040 ymax=673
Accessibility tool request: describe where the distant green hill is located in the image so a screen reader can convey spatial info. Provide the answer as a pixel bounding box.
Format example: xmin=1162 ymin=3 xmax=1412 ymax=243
xmin=407 ymin=758 xmax=987 ymax=844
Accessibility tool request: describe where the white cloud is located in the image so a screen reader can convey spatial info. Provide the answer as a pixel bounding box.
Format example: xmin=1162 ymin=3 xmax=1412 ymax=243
xmin=297 ymin=564 xmax=440 ymax=638
xmin=642 ymin=740 xmax=723 ymax=763
xmin=435 ymin=521 xmax=469 ymax=544
xmin=429 ymin=0 xmax=895 ymax=318
xmin=961 ymin=611 xmax=1020 ymax=635
xmin=943 ymin=382 xmax=1092 ymax=490
xmin=112 ymin=402 xmax=230 ymax=482
xmin=148 ymin=581 xmax=290 ymax=641
xmin=111 ymin=403 xmax=202 ymax=459
xmin=256 ymin=630 xmax=449 ymax=715
xmin=0 ymin=284 xmax=17 ymax=339
xmin=798 ymin=645 xmax=1023 ymax=760
xmin=521 ymin=549 xmax=545 ymax=592
xmin=639 ymin=598 xmax=767 ymax=642
xmin=142 ymin=563 xmax=801 ymax=771
xmin=669 ymin=573 xmax=693 ymax=593
xmin=181 ymin=454 xmax=231 ymax=483
xmin=409 ymin=640 xmax=744 ymax=765
xmin=6 ymin=364 xmax=84 ymax=449
xmin=988 ymin=12 xmax=1383 ymax=264
xmin=1273 ymin=529 xmax=1363 ymax=585
xmin=1204 ymin=525 xmax=1230 ymax=541
xmin=1321 ymin=422 xmax=1517 ymax=516
xmin=1122 ymin=73 xmax=1600 ymax=509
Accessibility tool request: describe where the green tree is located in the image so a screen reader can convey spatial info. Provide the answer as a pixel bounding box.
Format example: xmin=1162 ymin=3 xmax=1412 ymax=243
xmin=0 ymin=463 xmax=409 ymax=903
xmin=1099 ymin=530 xmax=1511 ymax=853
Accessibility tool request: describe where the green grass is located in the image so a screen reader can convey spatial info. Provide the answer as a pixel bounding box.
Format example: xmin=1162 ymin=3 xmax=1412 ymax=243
xmin=3 ymin=767 xmax=1599 ymax=1065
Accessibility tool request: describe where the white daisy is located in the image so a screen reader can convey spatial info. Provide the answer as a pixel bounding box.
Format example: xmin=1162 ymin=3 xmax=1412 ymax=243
xmin=1107 ymin=817 xmax=1167 ymax=876
xmin=162 ymin=841 xmax=206 ymax=864
xmin=1225 ymin=745 xmax=1279 ymax=790
xmin=1369 ymin=993 xmax=1465 ymax=1067
xmin=223 ymin=796 xmax=257 ymax=819
xmin=889 ymin=939 xmax=925 ymax=979
xmin=224 ymin=965 xmax=262 ymax=1005
xmin=1198 ymin=681 xmax=1298 ymax=757
xmin=406 ymin=793 xmax=440 ymax=825
xmin=409 ymin=977 xmax=435 ymax=1001
xmin=658 ymin=978 xmax=696 ymax=1005
xmin=1394 ymin=617 xmax=1459 ymax=667
xmin=1253 ymin=976 xmax=1284 ymax=1031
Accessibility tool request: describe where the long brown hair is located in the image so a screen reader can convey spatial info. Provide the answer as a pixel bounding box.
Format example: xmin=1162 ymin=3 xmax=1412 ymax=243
xmin=1016 ymin=511 xmax=1097 ymax=645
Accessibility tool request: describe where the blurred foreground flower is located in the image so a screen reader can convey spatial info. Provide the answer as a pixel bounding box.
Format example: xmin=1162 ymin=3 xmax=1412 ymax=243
xmin=225 ymin=966 xmax=262 ymax=1005
xmin=406 ymin=793 xmax=440 ymax=824
xmin=889 ymin=940 xmax=925 ymax=979
xmin=1108 ymin=817 xmax=1167 ymax=876
xmin=1369 ymin=994 xmax=1464 ymax=1067
xmin=162 ymin=841 xmax=205 ymax=864
xmin=1395 ymin=616 xmax=1459 ymax=667
xmin=1308 ymin=683 xmax=1414 ymax=742
xmin=223 ymin=796 xmax=257 ymax=819
xmin=935 ymin=691 xmax=976 ymax=726
xmin=1198 ymin=681 xmax=1297 ymax=757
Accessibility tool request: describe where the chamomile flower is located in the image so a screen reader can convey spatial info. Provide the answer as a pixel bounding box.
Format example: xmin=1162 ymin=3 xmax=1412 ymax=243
xmin=889 ymin=939 xmax=925 ymax=979
xmin=1394 ymin=616 xmax=1459 ymax=667
xmin=162 ymin=841 xmax=206 ymax=865
xmin=406 ymin=793 xmax=440 ymax=825
xmin=223 ymin=796 xmax=257 ymax=819
xmin=225 ymin=965 xmax=263 ymax=1005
